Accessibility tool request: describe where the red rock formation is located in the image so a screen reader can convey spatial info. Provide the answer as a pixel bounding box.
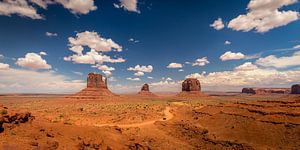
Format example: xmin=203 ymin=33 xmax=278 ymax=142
xmin=291 ymin=84 xmax=300 ymax=94
xmin=138 ymin=84 xmax=156 ymax=97
xmin=67 ymin=73 xmax=116 ymax=99
xmin=177 ymin=78 xmax=206 ymax=97
xmin=242 ymin=88 xmax=290 ymax=94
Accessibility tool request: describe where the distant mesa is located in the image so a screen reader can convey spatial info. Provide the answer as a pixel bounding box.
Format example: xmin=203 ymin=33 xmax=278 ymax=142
xmin=138 ymin=84 xmax=157 ymax=97
xmin=242 ymin=88 xmax=290 ymax=95
xmin=177 ymin=78 xmax=207 ymax=97
xmin=291 ymin=84 xmax=300 ymax=94
xmin=67 ymin=73 xmax=116 ymax=99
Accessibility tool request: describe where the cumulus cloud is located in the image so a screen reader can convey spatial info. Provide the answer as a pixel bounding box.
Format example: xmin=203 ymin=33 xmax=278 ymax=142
xmin=234 ymin=62 xmax=258 ymax=71
xmin=114 ymin=0 xmax=140 ymax=13
xmin=147 ymin=76 xmax=153 ymax=79
xmin=16 ymin=52 xmax=52 ymax=69
xmin=39 ymin=51 xmax=47 ymax=55
xmin=220 ymin=51 xmax=245 ymax=61
xmin=128 ymin=38 xmax=139 ymax=43
xmin=167 ymin=63 xmax=183 ymax=69
xmin=0 ymin=0 xmax=43 ymax=19
xmin=210 ymin=18 xmax=225 ymax=30
xmin=228 ymin=0 xmax=300 ymax=33
xmin=256 ymin=51 xmax=300 ymax=68
xmin=127 ymin=65 xmax=153 ymax=73
xmin=126 ymin=77 xmax=141 ymax=81
xmin=186 ymin=63 xmax=300 ymax=91
xmin=225 ymin=40 xmax=231 ymax=45
xmin=0 ymin=68 xmax=85 ymax=93
xmin=91 ymin=64 xmax=115 ymax=76
xmin=149 ymin=80 xmax=181 ymax=92
xmin=134 ymin=71 xmax=144 ymax=76
xmin=192 ymin=57 xmax=210 ymax=66
xmin=0 ymin=0 xmax=97 ymax=19
xmin=64 ymin=31 xmax=125 ymax=74
xmin=68 ymin=31 xmax=122 ymax=53
xmin=45 ymin=32 xmax=57 ymax=37
xmin=0 ymin=63 xmax=10 ymax=70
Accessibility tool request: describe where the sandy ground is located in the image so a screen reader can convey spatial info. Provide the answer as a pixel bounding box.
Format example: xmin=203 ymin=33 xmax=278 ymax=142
xmin=0 ymin=94 xmax=300 ymax=149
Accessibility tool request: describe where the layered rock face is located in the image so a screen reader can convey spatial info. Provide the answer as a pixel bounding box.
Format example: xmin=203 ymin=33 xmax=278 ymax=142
xmin=242 ymin=88 xmax=290 ymax=94
xmin=178 ymin=78 xmax=206 ymax=97
xmin=138 ymin=84 xmax=156 ymax=97
xmin=291 ymin=84 xmax=300 ymax=94
xmin=182 ymin=78 xmax=201 ymax=92
xmin=68 ymin=73 xmax=115 ymax=99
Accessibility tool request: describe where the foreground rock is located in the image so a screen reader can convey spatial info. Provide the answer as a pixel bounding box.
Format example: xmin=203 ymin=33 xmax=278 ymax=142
xmin=242 ymin=88 xmax=290 ymax=94
xmin=0 ymin=106 xmax=33 ymax=133
xmin=291 ymin=84 xmax=300 ymax=94
xmin=138 ymin=84 xmax=157 ymax=97
xmin=67 ymin=73 xmax=116 ymax=99
xmin=177 ymin=78 xmax=206 ymax=97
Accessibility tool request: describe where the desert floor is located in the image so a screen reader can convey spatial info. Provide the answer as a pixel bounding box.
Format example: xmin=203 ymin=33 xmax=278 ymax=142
xmin=0 ymin=94 xmax=300 ymax=150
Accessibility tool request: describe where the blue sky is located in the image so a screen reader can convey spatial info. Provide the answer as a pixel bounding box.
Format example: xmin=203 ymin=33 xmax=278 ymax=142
xmin=0 ymin=0 xmax=300 ymax=93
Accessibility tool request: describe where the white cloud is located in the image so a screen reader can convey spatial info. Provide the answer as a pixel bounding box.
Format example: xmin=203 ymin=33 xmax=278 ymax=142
xmin=0 ymin=0 xmax=43 ymax=19
xmin=72 ymin=71 xmax=83 ymax=76
xmin=68 ymin=31 xmax=122 ymax=53
xmin=147 ymin=76 xmax=153 ymax=79
xmin=39 ymin=51 xmax=47 ymax=55
xmin=16 ymin=52 xmax=52 ymax=69
xmin=115 ymin=0 xmax=140 ymax=13
xmin=0 ymin=68 xmax=85 ymax=93
xmin=228 ymin=0 xmax=299 ymax=33
xmin=64 ymin=31 xmax=125 ymax=68
xmin=210 ymin=18 xmax=225 ymax=30
xmin=126 ymin=77 xmax=141 ymax=81
xmin=256 ymin=51 xmax=300 ymax=68
xmin=91 ymin=64 xmax=115 ymax=76
xmin=192 ymin=57 xmax=210 ymax=66
xmin=128 ymin=38 xmax=139 ymax=43
xmin=45 ymin=32 xmax=57 ymax=37
xmin=0 ymin=0 xmax=97 ymax=20
xmin=134 ymin=71 xmax=144 ymax=76
xmin=127 ymin=65 xmax=153 ymax=73
xmin=178 ymin=69 xmax=184 ymax=72
xmin=234 ymin=62 xmax=258 ymax=71
xmin=186 ymin=66 xmax=300 ymax=91
xmin=0 ymin=63 xmax=9 ymax=70
xmin=220 ymin=51 xmax=245 ymax=61
xmin=149 ymin=80 xmax=181 ymax=92
xmin=225 ymin=40 xmax=231 ymax=45
xmin=56 ymin=0 xmax=97 ymax=14
xmin=293 ymin=45 xmax=300 ymax=49
xmin=167 ymin=63 xmax=183 ymax=69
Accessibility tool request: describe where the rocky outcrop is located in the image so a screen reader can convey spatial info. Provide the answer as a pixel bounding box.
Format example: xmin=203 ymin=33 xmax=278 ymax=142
xmin=182 ymin=78 xmax=201 ymax=92
xmin=67 ymin=73 xmax=116 ymax=99
xmin=242 ymin=88 xmax=290 ymax=94
xmin=138 ymin=84 xmax=156 ymax=97
xmin=177 ymin=78 xmax=206 ymax=97
xmin=1 ymin=106 xmax=33 ymax=133
xmin=291 ymin=84 xmax=300 ymax=94
xmin=141 ymin=84 xmax=150 ymax=92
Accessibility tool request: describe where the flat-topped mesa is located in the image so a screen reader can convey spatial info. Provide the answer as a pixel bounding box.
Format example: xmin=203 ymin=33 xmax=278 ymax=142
xmin=67 ymin=73 xmax=116 ymax=99
xmin=87 ymin=73 xmax=107 ymax=89
xmin=182 ymin=78 xmax=201 ymax=92
xmin=242 ymin=88 xmax=290 ymax=94
xmin=177 ymin=78 xmax=207 ymax=97
xmin=291 ymin=84 xmax=300 ymax=94
xmin=138 ymin=83 xmax=156 ymax=97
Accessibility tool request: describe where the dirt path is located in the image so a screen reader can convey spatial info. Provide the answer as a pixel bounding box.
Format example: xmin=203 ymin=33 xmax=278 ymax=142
xmin=94 ymin=106 xmax=174 ymax=128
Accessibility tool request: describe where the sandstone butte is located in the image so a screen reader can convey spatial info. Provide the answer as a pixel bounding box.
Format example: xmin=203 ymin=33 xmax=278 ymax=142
xmin=177 ymin=78 xmax=207 ymax=97
xmin=242 ymin=88 xmax=291 ymax=94
xmin=291 ymin=84 xmax=300 ymax=94
xmin=67 ymin=73 xmax=116 ymax=99
xmin=137 ymin=84 xmax=157 ymax=97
